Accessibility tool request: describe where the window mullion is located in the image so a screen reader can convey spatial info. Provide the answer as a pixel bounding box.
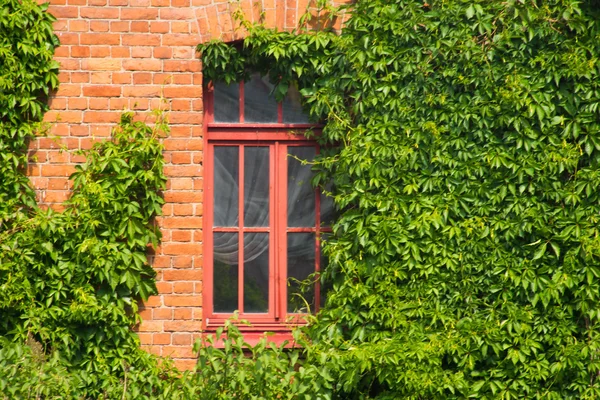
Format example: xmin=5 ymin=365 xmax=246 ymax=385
xmin=238 ymin=145 xmax=245 ymax=314
xmin=275 ymin=141 xmax=288 ymax=321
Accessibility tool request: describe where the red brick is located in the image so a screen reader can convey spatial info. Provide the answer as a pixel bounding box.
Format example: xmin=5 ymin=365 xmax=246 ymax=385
xmin=55 ymin=84 xmax=81 ymax=97
xmin=89 ymin=98 xmax=109 ymax=110
xmin=150 ymin=21 xmax=170 ymax=33
xmin=82 ymin=59 xmax=121 ymax=71
xmin=68 ymin=98 xmax=88 ymax=110
xmin=162 ymin=34 xmax=199 ymax=46
xmin=83 ymin=111 xmax=121 ymax=123
xmin=153 ymin=333 xmax=171 ymax=345
xmin=131 ymin=47 xmax=153 ymax=58
xmin=91 ymin=72 xmax=112 ymax=84
xmin=160 ymin=217 xmax=203 ymax=229
xmin=81 ymin=33 xmax=121 ymax=45
xmin=171 ymin=21 xmax=190 ymax=34
xmin=172 ymin=333 xmax=192 ymax=345
xmin=80 ymin=7 xmax=120 ymax=19
xmin=83 ymin=85 xmax=121 ymax=97
xmin=169 ymin=178 xmax=194 ymax=190
xmin=71 ymin=46 xmax=90 ymax=57
xmin=69 ymin=20 xmax=89 ymax=31
xmin=133 ymin=73 xmax=152 ymax=84
xmin=111 ymin=47 xmax=131 ymax=57
xmin=154 ymin=308 xmax=174 ymax=320
xmin=170 ymin=150 xmax=192 ymax=162
xmin=137 ymin=320 xmax=163 ymax=332
xmin=54 ymin=46 xmax=70 ymax=57
xmin=171 ymin=230 xmax=192 ymax=242
xmin=164 ymin=165 xmax=202 ymax=177
xmin=112 ymin=72 xmax=132 ymax=84
xmin=111 ymin=21 xmax=130 ymax=32
xmin=123 ymin=85 xmax=161 ymax=97
xmin=173 ymin=256 xmax=194 ymax=268
xmin=159 ymin=9 xmax=192 ymax=20
xmin=162 ymin=86 xmax=201 ymax=98
xmin=174 ymin=308 xmax=193 ymax=320
xmin=121 ymin=8 xmax=158 ymax=20
xmin=173 ymin=359 xmax=196 ymax=371
xmin=143 ymin=296 xmax=162 ymax=308
xmin=48 ymin=6 xmax=78 ymax=18
xmin=123 ymin=59 xmax=162 ymax=71
xmin=90 ymin=46 xmax=111 ymax=57
xmin=90 ymin=20 xmax=109 ymax=32
xmin=161 ymin=243 xmax=202 ymax=256
xmin=131 ymin=21 xmax=149 ymax=32
xmin=162 ymin=269 xmax=202 ymax=281
xmin=137 ymin=333 xmax=152 ymax=345
xmin=40 ymin=165 xmax=76 ymax=177
xmin=164 ymin=321 xmax=202 ymax=332
xmin=173 ymin=281 xmax=194 ymax=293
xmin=48 ymin=178 xmax=69 ymax=190
xmin=163 ymin=60 xmax=200 ymax=73
xmin=153 ymin=47 xmax=172 ymax=58
xmin=156 ymin=281 xmax=173 ymax=294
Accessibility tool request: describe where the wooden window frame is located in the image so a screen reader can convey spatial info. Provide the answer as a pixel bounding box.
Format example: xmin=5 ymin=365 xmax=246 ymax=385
xmin=203 ymin=81 xmax=328 ymax=341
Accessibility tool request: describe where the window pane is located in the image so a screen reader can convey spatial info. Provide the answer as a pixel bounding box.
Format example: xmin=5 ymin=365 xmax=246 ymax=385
xmin=244 ymin=147 xmax=270 ymax=227
xmin=244 ymin=233 xmax=270 ymax=313
xmin=287 ymin=233 xmax=315 ymax=313
xmin=283 ymin=84 xmax=310 ymax=124
xmin=213 ymin=232 xmax=239 ymax=313
xmin=244 ymin=73 xmax=278 ymax=123
xmin=213 ymin=81 xmax=240 ymax=123
xmin=214 ymin=146 xmax=239 ymax=227
xmin=288 ymin=146 xmax=316 ymax=227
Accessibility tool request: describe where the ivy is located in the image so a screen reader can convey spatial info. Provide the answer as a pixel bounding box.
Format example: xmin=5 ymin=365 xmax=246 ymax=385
xmin=200 ymin=0 xmax=600 ymax=398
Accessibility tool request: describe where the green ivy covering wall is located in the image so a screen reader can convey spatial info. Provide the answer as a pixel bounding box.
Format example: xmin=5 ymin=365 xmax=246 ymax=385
xmin=200 ymin=0 xmax=600 ymax=398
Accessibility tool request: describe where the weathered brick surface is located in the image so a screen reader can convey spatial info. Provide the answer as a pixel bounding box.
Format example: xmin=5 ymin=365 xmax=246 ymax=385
xmin=32 ymin=0 xmax=352 ymax=370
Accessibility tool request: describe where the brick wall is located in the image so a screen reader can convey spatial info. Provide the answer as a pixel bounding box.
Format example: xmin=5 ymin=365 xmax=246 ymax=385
xmin=34 ymin=0 xmax=350 ymax=370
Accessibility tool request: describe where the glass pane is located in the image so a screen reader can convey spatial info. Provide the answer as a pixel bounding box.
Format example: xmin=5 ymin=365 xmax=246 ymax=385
xmin=244 ymin=73 xmax=278 ymax=123
xmin=288 ymin=146 xmax=316 ymax=227
xmin=244 ymin=147 xmax=270 ymax=227
xmin=214 ymin=146 xmax=239 ymax=227
xmin=244 ymin=233 xmax=270 ymax=313
xmin=213 ymin=232 xmax=239 ymax=313
xmin=283 ymin=84 xmax=310 ymax=124
xmin=320 ymin=181 xmax=335 ymax=226
xmin=213 ymin=81 xmax=240 ymax=123
xmin=287 ymin=233 xmax=315 ymax=313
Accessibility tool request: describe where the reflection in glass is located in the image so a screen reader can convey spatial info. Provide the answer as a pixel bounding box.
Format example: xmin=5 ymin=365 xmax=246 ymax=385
xmin=244 ymin=73 xmax=278 ymax=123
xmin=283 ymin=84 xmax=310 ymax=124
xmin=213 ymin=232 xmax=239 ymax=312
xmin=288 ymin=147 xmax=316 ymax=227
xmin=244 ymin=147 xmax=270 ymax=227
xmin=287 ymin=233 xmax=315 ymax=313
xmin=214 ymin=146 xmax=239 ymax=227
xmin=214 ymin=81 xmax=240 ymax=123
xmin=244 ymin=233 xmax=270 ymax=313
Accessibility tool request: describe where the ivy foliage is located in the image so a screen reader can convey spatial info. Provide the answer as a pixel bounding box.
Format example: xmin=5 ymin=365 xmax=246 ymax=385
xmin=0 ymin=0 xmax=59 ymax=225
xmin=200 ymin=0 xmax=600 ymax=398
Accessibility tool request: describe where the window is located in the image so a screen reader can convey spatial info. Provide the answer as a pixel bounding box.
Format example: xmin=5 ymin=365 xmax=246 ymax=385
xmin=203 ymin=74 xmax=333 ymax=335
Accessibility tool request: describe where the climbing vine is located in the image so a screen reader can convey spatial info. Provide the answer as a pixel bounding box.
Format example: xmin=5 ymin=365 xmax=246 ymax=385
xmin=200 ymin=0 xmax=600 ymax=398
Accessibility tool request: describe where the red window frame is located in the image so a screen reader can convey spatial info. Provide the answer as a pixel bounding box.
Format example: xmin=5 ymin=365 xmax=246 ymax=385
xmin=203 ymin=80 xmax=328 ymax=340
